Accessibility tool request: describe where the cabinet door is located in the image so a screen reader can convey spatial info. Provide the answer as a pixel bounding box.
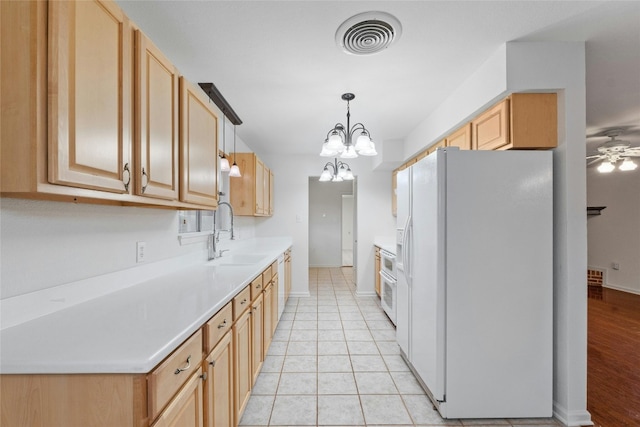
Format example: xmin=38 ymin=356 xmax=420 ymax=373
xmin=179 ymin=77 xmax=219 ymax=207
xmin=446 ymin=123 xmax=471 ymax=150
xmin=472 ymin=99 xmax=509 ymax=150
xmin=233 ymin=309 xmax=252 ymax=421
xmin=204 ymin=332 xmax=234 ymax=427
xmin=285 ymin=253 xmax=292 ymax=301
xmin=229 ymin=153 xmax=255 ymax=216
xmin=255 ymin=158 xmax=265 ymax=215
xmin=269 ymin=170 xmax=274 ymax=216
xmin=374 ymin=247 xmax=381 ymax=297
xmin=48 ymin=0 xmax=132 ymax=194
xmin=135 ymin=30 xmax=179 ymax=200
xmin=251 ymin=293 xmax=264 ymax=385
xmin=271 ymin=274 xmax=279 ymax=336
xmin=151 ymin=370 xmax=204 ymax=427
xmin=262 ymin=283 xmax=273 ymax=358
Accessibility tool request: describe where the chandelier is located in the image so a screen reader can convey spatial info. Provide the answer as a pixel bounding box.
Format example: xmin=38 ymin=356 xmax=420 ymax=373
xmin=320 ymin=93 xmax=376 ymax=158
xmin=319 ymin=158 xmax=354 ymax=182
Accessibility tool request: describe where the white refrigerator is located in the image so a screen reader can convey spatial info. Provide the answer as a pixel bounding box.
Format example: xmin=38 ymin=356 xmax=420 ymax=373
xmin=396 ymin=147 xmax=553 ymax=419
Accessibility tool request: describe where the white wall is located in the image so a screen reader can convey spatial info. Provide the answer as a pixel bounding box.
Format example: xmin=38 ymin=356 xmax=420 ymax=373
xmin=308 ymin=179 xmax=352 ymax=267
xmin=587 ymin=166 xmax=640 ymax=294
xmin=256 ymin=154 xmax=395 ymax=297
xmin=0 ymin=198 xmax=202 ymax=298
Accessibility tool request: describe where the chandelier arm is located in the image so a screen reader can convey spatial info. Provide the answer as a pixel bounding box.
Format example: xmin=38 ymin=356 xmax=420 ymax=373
xmin=348 ymin=123 xmax=369 ymax=139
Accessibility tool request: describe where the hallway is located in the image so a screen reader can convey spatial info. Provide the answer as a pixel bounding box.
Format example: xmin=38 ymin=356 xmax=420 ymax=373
xmin=239 ymin=267 xmax=561 ymax=426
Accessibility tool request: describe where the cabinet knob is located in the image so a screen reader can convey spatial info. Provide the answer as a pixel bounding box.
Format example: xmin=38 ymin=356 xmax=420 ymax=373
xmin=200 ymin=372 xmax=208 ymax=381
xmin=174 ymin=355 xmax=191 ymax=375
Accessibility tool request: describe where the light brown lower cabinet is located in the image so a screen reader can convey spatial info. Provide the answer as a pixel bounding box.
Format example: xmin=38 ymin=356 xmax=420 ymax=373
xmin=263 ymin=281 xmax=273 ymax=358
xmin=0 ymin=252 xmax=292 ymax=427
xmin=271 ymin=273 xmax=279 ymax=338
xmin=233 ymin=308 xmax=252 ymax=422
xmin=250 ymin=293 xmax=264 ymax=385
xmin=151 ymin=369 xmax=204 ymax=427
xmin=203 ymin=331 xmax=234 ymax=427
xmin=374 ymin=246 xmax=381 ymax=297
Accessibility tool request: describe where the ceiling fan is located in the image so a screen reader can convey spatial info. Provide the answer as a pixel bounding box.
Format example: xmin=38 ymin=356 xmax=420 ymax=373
xmin=586 ymin=129 xmax=640 ymax=172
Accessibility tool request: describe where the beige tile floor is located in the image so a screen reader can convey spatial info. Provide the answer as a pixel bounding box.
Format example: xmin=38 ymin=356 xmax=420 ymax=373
xmin=239 ymin=267 xmax=560 ymax=427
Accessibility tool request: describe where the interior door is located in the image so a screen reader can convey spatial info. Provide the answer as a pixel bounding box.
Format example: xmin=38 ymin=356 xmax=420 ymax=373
xmin=341 ymin=195 xmax=354 ymax=266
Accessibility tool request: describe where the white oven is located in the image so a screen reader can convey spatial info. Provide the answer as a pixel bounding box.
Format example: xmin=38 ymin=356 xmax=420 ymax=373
xmin=380 ymin=270 xmax=397 ymax=325
xmin=380 ymin=249 xmax=396 ymax=279
xmin=379 ymin=249 xmax=397 ymax=325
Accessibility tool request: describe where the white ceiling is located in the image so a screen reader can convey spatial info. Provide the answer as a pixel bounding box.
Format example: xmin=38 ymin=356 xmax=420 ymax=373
xmin=117 ymin=1 xmax=640 ymax=158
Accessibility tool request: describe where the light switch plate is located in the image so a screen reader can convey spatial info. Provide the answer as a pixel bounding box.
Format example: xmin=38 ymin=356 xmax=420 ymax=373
xmin=136 ymin=241 xmax=146 ymax=263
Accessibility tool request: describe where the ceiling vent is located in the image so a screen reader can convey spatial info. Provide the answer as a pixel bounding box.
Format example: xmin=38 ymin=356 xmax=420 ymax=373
xmin=336 ymin=11 xmax=402 ymax=56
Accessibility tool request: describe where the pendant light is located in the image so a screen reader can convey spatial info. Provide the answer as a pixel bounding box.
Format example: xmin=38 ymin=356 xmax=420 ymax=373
xmin=320 ymin=93 xmax=376 ymax=159
xmin=319 ymin=158 xmax=354 ymax=182
xmin=219 ymin=112 xmax=230 ymax=172
xmin=229 ymin=124 xmax=242 ymax=178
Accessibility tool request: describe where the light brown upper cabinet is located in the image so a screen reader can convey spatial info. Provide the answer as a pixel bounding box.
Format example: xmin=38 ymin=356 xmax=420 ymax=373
xmin=446 ymin=123 xmax=472 ymax=150
xmin=230 ymin=153 xmax=273 ymax=217
xmin=472 ymin=93 xmax=557 ymax=150
xmin=179 ymin=78 xmax=219 ymax=208
xmin=135 ymin=30 xmax=179 ymax=200
xmin=48 ymin=0 xmax=133 ymax=194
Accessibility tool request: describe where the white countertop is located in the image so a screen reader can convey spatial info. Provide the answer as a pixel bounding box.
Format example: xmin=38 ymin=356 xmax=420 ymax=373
xmin=0 ymin=237 xmax=292 ymax=374
xmin=373 ymin=236 xmax=396 ymax=255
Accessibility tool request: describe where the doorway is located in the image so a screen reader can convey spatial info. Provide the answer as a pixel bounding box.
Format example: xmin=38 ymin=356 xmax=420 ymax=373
xmin=308 ymin=178 xmax=356 ymax=268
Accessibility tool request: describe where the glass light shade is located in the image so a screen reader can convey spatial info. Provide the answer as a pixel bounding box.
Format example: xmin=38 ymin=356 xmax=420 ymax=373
xmin=340 ymin=145 xmax=358 ymax=159
xmin=220 ymin=156 xmax=230 ymax=172
xmin=619 ymin=158 xmax=638 ymax=171
xmin=326 ymin=131 xmax=344 ymax=151
xmin=359 ymin=141 xmax=377 ymax=156
xmin=332 ymin=175 xmax=344 ymax=182
xmin=229 ymin=163 xmax=242 ymax=177
xmin=597 ymin=160 xmax=615 ymax=173
xmin=319 ymin=168 xmax=333 ymax=182
xmin=320 ymin=142 xmax=337 ymax=157
xmin=354 ymin=132 xmax=371 ymax=151
xmin=343 ymin=168 xmax=354 ymax=180
xmin=337 ymin=165 xmax=347 ymax=178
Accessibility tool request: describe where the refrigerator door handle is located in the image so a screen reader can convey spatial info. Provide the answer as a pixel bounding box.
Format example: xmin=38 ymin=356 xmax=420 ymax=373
xmin=402 ymin=215 xmax=412 ymax=287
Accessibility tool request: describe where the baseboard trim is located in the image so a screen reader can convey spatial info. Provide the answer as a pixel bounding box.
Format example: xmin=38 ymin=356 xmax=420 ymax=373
xmin=604 ymin=283 xmax=640 ymax=296
xmin=553 ymin=401 xmax=593 ymax=426
xmin=355 ymin=290 xmax=377 ymax=297
xmin=288 ymin=291 xmax=311 ymax=298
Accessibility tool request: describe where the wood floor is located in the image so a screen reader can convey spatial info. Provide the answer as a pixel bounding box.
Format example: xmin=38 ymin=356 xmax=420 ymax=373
xmin=587 ymin=289 xmax=640 ymax=426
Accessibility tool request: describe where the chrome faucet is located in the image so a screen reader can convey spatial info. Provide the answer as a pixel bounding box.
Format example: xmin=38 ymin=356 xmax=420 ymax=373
xmin=208 ymin=202 xmax=235 ymax=260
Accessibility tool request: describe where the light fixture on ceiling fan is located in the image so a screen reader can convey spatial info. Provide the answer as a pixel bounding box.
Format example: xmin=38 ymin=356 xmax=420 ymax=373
xmin=586 ymin=130 xmax=640 ymax=173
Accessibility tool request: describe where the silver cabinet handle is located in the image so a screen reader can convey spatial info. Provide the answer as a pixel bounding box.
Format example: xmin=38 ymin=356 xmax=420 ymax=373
xmin=174 ymin=355 xmax=191 ymax=374
xmin=217 ymin=319 xmax=227 ymax=329
xmin=123 ymin=163 xmax=131 ymax=191
xmin=141 ymin=167 xmax=149 ymax=193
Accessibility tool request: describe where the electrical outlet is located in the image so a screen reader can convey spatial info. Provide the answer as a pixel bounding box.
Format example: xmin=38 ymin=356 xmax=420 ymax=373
xmin=612 ymin=262 xmax=620 ymax=270
xmin=136 ymin=241 xmax=146 ymax=263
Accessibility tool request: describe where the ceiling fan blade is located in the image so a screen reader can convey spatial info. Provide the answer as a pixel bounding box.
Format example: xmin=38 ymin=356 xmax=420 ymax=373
xmin=587 ymin=158 xmax=603 ymax=166
xmin=586 ymin=154 xmax=603 ymax=159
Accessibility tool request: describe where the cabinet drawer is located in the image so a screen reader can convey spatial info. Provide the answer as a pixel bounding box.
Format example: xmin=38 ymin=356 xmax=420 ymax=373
xmin=204 ymin=302 xmax=233 ymax=354
xmin=270 ymin=261 xmax=278 ymax=277
xmin=233 ymin=286 xmax=251 ymax=320
xmin=251 ymin=275 xmax=263 ymax=301
xmin=148 ymin=329 xmax=203 ymax=421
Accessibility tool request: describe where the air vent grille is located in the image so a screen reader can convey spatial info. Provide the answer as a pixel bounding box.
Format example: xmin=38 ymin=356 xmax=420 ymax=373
xmin=336 ymin=12 xmax=402 ymax=56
